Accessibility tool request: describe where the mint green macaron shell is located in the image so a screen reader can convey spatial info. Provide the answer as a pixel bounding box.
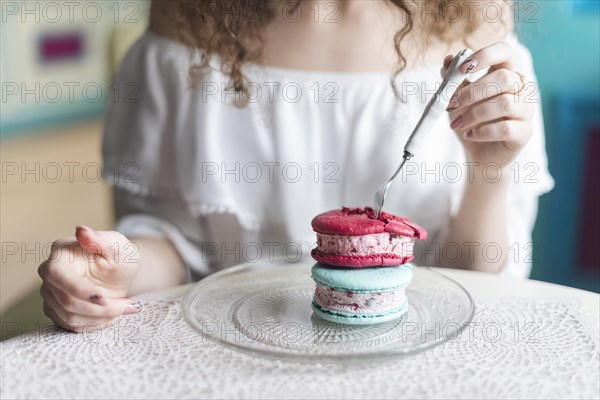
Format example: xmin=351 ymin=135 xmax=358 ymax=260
xmin=311 ymin=262 xmax=413 ymax=293
xmin=311 ymin=300 xmax=408 ymax=325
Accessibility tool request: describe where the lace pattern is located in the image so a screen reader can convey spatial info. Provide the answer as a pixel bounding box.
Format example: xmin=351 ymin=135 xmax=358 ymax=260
xmin=1 ymin=294 xmax=598 ymax=399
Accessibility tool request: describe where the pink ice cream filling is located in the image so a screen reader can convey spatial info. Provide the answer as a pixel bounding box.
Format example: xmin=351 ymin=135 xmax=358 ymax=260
xmin=316 ymin=232 xmax=415 ymax=257
xmin=313 ymin=284 xmax=406 ymax=315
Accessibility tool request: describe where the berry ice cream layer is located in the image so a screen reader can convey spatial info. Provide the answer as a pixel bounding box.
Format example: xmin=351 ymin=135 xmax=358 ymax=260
xmin=316 ymin=232 xmax=415 ymax=257
xmin=313 ymin=284 xmax=406 ymax=315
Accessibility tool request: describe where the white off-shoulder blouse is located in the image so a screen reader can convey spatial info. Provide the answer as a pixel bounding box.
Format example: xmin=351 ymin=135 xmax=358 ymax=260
xmin=102 ymin=30 xmax=554 ymax=281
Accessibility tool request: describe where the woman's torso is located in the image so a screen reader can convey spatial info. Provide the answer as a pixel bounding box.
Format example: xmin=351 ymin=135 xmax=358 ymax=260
xmin=105 ymin=1 xmax=515 ymax=275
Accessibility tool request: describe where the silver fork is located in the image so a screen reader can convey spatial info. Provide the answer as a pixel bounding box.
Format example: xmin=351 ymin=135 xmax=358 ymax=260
xmin=373 ymin=48 xmax=486 ymax=218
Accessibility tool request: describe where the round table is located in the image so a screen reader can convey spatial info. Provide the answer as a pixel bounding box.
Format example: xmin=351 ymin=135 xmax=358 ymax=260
xmin=1 ymin=266 xmax=599 ymax=399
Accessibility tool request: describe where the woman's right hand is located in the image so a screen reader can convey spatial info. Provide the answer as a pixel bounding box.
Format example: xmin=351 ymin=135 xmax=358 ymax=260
xmin=38 ymin=226 xmax=142 ymax=333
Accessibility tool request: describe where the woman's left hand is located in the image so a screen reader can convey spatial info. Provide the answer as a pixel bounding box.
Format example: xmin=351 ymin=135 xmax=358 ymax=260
xmin=441 ymin=42 xmax=534 ymax=169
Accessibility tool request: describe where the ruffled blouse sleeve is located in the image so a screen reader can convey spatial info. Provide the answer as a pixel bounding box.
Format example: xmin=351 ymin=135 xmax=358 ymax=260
xmin=102 ymin=32 xmax=212 ymax=279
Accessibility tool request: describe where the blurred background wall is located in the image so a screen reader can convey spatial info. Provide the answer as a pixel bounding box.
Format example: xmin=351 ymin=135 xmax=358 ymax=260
xmin=516 ymin=0 xmax=600 ymax=292
xmin=1 ymin=1 xmax=149 ymax=133
xmin=1 ymin=1 xmax=599 ymax=340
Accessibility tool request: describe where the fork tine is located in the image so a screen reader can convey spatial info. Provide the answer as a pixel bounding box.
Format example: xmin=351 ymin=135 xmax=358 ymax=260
xmin=373 ymin=155 xmax=410 ymax=218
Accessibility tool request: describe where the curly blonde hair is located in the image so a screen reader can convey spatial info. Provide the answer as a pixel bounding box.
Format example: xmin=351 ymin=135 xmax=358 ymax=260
xmin=176 ymin=0 xmax=509 ymax=97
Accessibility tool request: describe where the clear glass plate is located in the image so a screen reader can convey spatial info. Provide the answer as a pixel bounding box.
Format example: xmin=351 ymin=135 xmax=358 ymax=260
xmin=182 ymin=260 xmax=475 ymax=363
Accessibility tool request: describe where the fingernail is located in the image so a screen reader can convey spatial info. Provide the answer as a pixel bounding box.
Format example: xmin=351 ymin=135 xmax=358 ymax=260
xmin=461 ymin=58 xmax=477 ymax=74
xmin=124 ymin=302 xmax=142 ymax=315
xmin=464 ymin=130 xmax=473 ymax=140
xmin=448 ymin=93 xmax=459 ymax=109
xmin=446 ymin=98 xmax=459 ymax=111
xmin=450 ymin=116 xmax=463 ymax=129
xmin=90 ymin=294 xmax=106 ymax=306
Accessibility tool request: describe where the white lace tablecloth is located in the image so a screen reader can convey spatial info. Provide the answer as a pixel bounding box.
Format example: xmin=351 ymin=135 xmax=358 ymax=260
xmin=2 ymin=292 xmax=599 ymax=399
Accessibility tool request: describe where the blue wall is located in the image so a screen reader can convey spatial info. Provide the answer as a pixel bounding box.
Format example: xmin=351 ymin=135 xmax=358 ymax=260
xmin=517 ymin=1 xmax=599 ymax=93
xmin=517 ymin=1 xmax=600 ymax=291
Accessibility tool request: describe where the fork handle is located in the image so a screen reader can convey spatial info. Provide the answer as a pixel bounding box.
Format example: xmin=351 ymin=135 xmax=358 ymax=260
xmin=403 ymin=100 xmax=445 ymax=157
xmin=404 ymin=49 xmax=477 ymax=157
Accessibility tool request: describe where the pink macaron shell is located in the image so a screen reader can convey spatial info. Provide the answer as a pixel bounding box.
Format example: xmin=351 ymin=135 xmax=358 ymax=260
xmin=385 ymin=219 xmax=428 ymax=240
xmin=311 ymin=207 xmax=427 ymax=239
xmin=311 ymin=209 xmax=385 ymax=236
xmin=311 ymin=249 xmax=415 ymax=267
